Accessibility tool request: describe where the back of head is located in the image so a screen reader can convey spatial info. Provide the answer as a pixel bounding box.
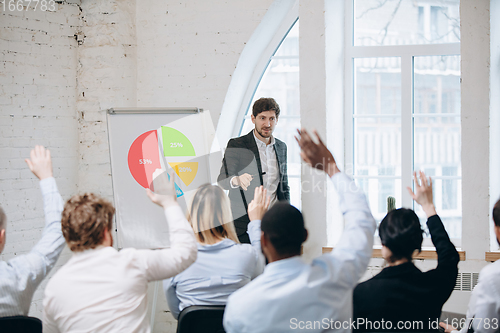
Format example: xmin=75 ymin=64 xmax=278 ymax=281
xmin=494 ymin=199 xmax=500 ymax=227
xmin=189 ymin=184 xmax=239 ymax=244
xmin=252 ymin=97 xmax=280 ymax=118
xmin=261 ymin=202 xmax=306 ymax=257
xmin=61 ymin=193 xmax=115 ymax=252
xmin=379 ymin=208 xmax=424 ymax=262
xmin=0 ymin=205 xmax=5 ymax=231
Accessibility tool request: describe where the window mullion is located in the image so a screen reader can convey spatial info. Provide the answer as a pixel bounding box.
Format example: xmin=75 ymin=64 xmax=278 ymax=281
xmin=345 ymin=57 xmax=354 ymax=176
xmin=344 ymin=0 xmax=354 ymax=175
xmin=401 ymin=55 xmax=414 ymax=209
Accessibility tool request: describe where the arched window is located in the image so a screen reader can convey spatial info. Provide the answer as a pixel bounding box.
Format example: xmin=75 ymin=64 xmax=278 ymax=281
xmin=239 ymin=21 xmax=301 ymax=209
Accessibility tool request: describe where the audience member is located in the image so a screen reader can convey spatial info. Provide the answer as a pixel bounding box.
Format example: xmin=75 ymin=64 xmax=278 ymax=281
xmin=164 ymin=184 xmax=267 ymax=319
xmin=0 ymin=145 xmax=65 ymax=317
xmin=42 ymin=171 xmax=197 ymax=332
xmin=439 ymin=198 xmax=500 ymax=333
xmin=353 ymin=171 xmax=460 ymax=332
xmin=223 ymin=129 xmax=376 ymax=333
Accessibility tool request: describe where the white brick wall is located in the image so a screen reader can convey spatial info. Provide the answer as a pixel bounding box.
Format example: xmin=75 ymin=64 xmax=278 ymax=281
xmin=136 ymin=0 xmax=273 ymax=127
xmin=0 ymin=1 xmax=81 ymax=319
xmin=76 ymin=0 xmax=137 ymax=199
xmin=1 ymin=0 xmax=274 ymax=330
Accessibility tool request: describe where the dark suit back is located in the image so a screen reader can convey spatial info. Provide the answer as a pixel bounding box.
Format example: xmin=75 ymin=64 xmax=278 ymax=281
xmin=353 ymin=215 xmax=459 ymax=332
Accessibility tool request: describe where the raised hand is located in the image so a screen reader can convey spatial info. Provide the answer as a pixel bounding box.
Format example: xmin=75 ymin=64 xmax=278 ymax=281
xmin=248 ymin=186 xmax=271 ymax=221
xmin=146 ymin=169 xmax=178 ymax=208
xmin=294 ymin=128 xmax=339 ymax=177
xmin=407 ymin=171 xmax=436 ymax=217
xmin=25 ymin=145 xmax=53 ymax=180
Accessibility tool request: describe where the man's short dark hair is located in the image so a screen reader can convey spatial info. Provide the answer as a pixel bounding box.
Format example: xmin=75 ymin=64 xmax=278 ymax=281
xmin=252 ymin=97 xmax=280 ymax=118
xmin=0 ymin=205 xmax=5 ymax=231
xmin=261 ymin=202 xmax=306 ymax=257
xmin=494 ymin=199 xmax=500 ymax=227
xmin=379 ymin=208 xmax=424 ymax=262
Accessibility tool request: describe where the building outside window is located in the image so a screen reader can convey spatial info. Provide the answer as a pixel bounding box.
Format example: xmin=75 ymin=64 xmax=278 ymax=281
xmin=346 ymin=0 xmax=461 ymax=245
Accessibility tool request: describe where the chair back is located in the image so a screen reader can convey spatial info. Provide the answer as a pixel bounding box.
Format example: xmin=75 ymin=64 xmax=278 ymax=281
xmin=176 ymin=305 xmax=226 ymax=333
xmin=0 ymin=315 xmax=42 ymax=333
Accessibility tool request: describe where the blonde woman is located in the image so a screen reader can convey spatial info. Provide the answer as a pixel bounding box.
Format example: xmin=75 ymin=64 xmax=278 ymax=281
xmin=164 ymin=184 xmax=269 ymax=319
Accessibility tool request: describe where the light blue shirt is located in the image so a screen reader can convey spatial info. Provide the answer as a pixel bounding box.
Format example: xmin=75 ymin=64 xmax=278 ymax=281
xmin=0 ymin=177 xmax=65 ymax=316
xmin=223 ymin=172 xmax=376 ymax=333
xmin=164 ymin=219 xmax=264 ymax=319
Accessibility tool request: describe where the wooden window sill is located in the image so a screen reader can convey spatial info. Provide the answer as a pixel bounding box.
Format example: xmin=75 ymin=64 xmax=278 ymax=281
xmin=485 ymin=252 xmax=500 ymax=262
xmin=321 ymin=247 xmax=466 ymax=261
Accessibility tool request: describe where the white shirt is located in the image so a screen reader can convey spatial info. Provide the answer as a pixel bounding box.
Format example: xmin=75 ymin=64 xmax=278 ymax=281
xmin=252 ymin=131 xmax=280 ymax=206
xmin=454 ymin=259 xmax=500 ymax=333
xmin=42 ymin=205 xmax=197 ymax=333
xmin=223 ymin=172 xmax=376 ymax=333
xmin=230 ymin=131 xmax=281 ymax=206
xmin=0 ymin=177 xmax=65 ymax=316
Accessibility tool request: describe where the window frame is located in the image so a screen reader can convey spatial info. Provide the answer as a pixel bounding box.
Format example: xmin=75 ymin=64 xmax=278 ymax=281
xmin=344 ymin=0 xmax=461 ymax=246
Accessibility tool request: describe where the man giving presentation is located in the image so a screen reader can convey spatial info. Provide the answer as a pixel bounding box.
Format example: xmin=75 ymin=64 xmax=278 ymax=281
xmin=218 ymin=97 xmax=290 ymax=243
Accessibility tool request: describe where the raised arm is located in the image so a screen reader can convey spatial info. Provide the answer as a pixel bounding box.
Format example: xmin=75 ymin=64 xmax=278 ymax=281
xmin=8 ymin=146 xmax=66 ymax=315
xmin=27 ymin=146 xmax=65 ymax=268
xmin=135 ymin=170 xmax=197 ymax=282
xmin=295 ymin=129 xmax=376 ymax=286
xmin=246 ymin=186 xmax=270 ymax=277
xmin=408 ymin=172 xmax=459 ymax=272
xmin=329 ymin=173 xmax=376 ymax=284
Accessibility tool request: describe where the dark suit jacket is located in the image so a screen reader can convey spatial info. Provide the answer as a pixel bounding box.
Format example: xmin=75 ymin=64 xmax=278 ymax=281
xmin=217 ymin=130 xmax=290 ymax=237
xmin=353 ymin=215 xmax=459 ymax=332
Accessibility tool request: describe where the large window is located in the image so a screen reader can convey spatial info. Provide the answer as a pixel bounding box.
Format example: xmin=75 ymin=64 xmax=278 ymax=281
xmin=346 ymin=0 xmax=461 ymax=244
xmin=240 ymin=21 xmax=301 ymax=209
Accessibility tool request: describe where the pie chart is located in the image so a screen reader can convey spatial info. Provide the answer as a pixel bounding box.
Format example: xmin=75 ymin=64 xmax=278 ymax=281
xmin=128 ymin=127 xmax=199 ymax=196
xmin=161 ymin=126 xmax=196 ymax=157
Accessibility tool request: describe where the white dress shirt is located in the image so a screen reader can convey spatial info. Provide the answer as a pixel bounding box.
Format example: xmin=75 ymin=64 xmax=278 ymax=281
xmin=230 ymin=132 xmax=280 ymax=207
xmin=42 ymin=205 xmax=197 ymax=333
xmin=252 ymin=131 xmax=280 ymax=207
xmin=223 ymin=172 xmax=376 ymax=333
xmin=454 ymin=259 xmax=500 ymax=333
xmin=164 ymin=219 xmax=264 ymax=319
xmin=0 ymin=177 xmax=65 ymax=317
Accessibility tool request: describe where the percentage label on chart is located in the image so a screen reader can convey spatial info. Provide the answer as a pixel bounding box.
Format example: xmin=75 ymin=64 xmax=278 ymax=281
xmin=168 ymin=162 xmax=198 ymax=186
xmin=170 ymin=142 xmax=183 ymax=148
xmin=139 ymin=159 xmax=153 ymax=164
